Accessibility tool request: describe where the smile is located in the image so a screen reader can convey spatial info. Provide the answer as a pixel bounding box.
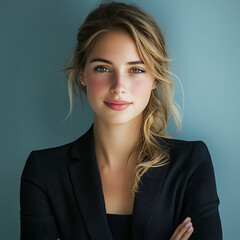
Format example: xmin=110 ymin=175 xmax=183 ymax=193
xmin=104 ymin=100 xmax=132 ymax=111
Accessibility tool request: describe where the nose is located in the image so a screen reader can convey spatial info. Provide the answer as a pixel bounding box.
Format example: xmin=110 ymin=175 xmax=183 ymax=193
xmin=110 ymin=71 xmax=126 ymax=95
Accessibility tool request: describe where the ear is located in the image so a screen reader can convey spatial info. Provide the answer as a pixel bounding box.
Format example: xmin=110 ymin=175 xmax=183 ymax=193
xmin=152 ymin=79 xmax=158 ymax=89
xmin=79 ymin=71 xmax=86 ymax=87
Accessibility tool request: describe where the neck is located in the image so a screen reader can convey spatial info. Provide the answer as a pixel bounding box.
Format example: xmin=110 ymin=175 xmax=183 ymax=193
xmin=93 ymin=116 xmax=142 ymax=171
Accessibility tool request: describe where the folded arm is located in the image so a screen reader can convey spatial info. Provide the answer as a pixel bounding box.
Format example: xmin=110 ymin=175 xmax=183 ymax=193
xmin=180 ymin=141 xmax=222 ymax=239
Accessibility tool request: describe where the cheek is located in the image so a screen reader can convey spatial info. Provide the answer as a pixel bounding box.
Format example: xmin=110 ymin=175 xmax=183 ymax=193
xmin=131 ymin=80 xmax=153 ymax=98
xmin=87 ymin=76 xmax=107 ymax=95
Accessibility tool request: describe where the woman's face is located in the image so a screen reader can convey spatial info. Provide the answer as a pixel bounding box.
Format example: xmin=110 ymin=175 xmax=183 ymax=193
xmin=83 ymin=30 xmax=156 ymax=125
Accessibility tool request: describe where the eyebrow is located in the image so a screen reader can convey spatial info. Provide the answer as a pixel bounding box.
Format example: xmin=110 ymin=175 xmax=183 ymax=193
xmin=89 ymin=58 xmax=144 ymax=65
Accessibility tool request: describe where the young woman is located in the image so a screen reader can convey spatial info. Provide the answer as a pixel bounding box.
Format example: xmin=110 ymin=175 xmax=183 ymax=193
xmin=20 ymin=2 xmax=222 ymax=240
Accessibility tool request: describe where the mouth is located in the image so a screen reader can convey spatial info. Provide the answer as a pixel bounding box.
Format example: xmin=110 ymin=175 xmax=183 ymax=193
xmin=104 ymin=100 xmax=132 ymax=111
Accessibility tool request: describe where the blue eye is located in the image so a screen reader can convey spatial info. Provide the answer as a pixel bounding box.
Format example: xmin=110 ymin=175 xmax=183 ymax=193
xmin=94 ymin=66 xmax=110 ymax=72
xmin=131 ymin=68 xmax=145 ymax=73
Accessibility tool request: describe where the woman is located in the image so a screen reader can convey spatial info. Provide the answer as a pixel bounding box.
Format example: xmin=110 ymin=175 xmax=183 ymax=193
xmin=20 ymin=2 xmax=222 ymax=240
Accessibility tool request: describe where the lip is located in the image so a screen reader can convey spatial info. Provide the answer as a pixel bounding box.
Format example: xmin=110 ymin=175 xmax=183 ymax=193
xmin=104 ymin=100 xmax=132 ymax=111
xmin=104 ymin=100 xmax=132 ymax=104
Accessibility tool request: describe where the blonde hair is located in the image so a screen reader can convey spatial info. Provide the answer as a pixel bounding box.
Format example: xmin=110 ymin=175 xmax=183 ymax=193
xmin=64 ymin=2 xmax=182 ymax=194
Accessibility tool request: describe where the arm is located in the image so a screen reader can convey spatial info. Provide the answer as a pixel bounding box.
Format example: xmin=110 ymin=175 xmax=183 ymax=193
xmin=20 ymin=151 xmax=60 ymax=240
xmin=180 ymin=141 xmax=222 ymax=240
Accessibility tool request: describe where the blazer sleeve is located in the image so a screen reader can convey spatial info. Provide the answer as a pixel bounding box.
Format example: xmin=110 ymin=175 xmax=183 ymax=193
xmin=20 ymin=151 xmax=60 ymax=240
xmin=180 ymin=141 xmax=223 ymax=240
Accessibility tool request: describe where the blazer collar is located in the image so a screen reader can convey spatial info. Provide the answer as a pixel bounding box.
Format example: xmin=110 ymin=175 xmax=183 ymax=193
xmin=68 ymin=124 xmax=170 ymax=240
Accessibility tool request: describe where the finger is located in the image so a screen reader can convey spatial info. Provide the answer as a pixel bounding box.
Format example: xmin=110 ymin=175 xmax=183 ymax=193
xmin=177 ymin=221 xmax=194 ymax=240
xmin=180 ymin=226 xmax=194 ymax=240
xmin=170 ymin=217 xmax=191 ymax=240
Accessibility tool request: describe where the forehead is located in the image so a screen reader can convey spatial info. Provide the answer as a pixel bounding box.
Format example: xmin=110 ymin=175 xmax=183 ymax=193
xmin=87 ymin=30 xmax=142 ymax=63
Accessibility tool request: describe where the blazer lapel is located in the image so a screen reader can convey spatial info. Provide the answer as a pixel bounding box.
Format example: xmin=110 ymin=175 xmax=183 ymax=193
xmin=68 ymin=124 xmax=170 ymax=240
xmin=68 ymin=125 xmax=113 ymax=240
xmin=131 ymin=160 xmax=170 ymax=240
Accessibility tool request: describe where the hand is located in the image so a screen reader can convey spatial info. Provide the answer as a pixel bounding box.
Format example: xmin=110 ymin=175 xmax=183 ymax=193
xmin=169 ymin=217 xmax=194 ymax=240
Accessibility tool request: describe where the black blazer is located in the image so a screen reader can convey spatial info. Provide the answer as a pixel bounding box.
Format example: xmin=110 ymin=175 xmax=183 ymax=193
xmin=20 ymin=125 xmax=222 ymax=240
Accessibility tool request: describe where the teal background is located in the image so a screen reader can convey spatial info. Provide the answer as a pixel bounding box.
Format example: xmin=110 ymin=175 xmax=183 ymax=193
xmin=1 ymin=0 xmax=239 ymax=238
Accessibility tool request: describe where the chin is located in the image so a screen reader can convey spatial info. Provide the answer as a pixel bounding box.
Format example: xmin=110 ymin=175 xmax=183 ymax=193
xmin=102 ymin=118 xmax=133 ymax=126
xmin=98 ymin=112 xmax=142 ymax=126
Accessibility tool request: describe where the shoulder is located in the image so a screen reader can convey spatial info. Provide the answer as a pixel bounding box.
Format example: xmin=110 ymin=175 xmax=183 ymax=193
xmin=30 ymin=140 xmax=74 ymax=162
xmin=22 ymin=125 xmax=95 ymax=178
xmin=23 ymin=125 xmax=93 ymax=174
xmin=24 ymin=133 xmax=86 ymax=173
xmin=22 ymin=140 xmax=76 ymax=178
xmin=159 ymin=136 xmax=210 ymax=153
xmin=158 ymin=137 xmax=213 ymax=173
xmin=159 ymin=137 xmax=210 ymax=154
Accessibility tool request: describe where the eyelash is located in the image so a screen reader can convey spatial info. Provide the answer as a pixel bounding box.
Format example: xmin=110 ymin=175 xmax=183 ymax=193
xmin=94 ymin=66 xmax=110 ymax=72
xmin=93 ymin=66 xmax=145 ymax=74
xmin=130 ymin=68 xmax=145 ymax=74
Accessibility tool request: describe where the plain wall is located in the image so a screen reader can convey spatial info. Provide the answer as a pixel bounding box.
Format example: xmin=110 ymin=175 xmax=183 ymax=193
xmin=1 ymin=0 xmax=239 ymax=238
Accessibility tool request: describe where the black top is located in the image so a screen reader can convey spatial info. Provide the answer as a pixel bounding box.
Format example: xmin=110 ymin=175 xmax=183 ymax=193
xmin=106 ymin=213 xmax=132 ymax=240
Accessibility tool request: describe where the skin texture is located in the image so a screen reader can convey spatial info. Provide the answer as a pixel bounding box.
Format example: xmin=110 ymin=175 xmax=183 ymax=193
xmin=83 ymin=30 xmax=156 ymax=126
